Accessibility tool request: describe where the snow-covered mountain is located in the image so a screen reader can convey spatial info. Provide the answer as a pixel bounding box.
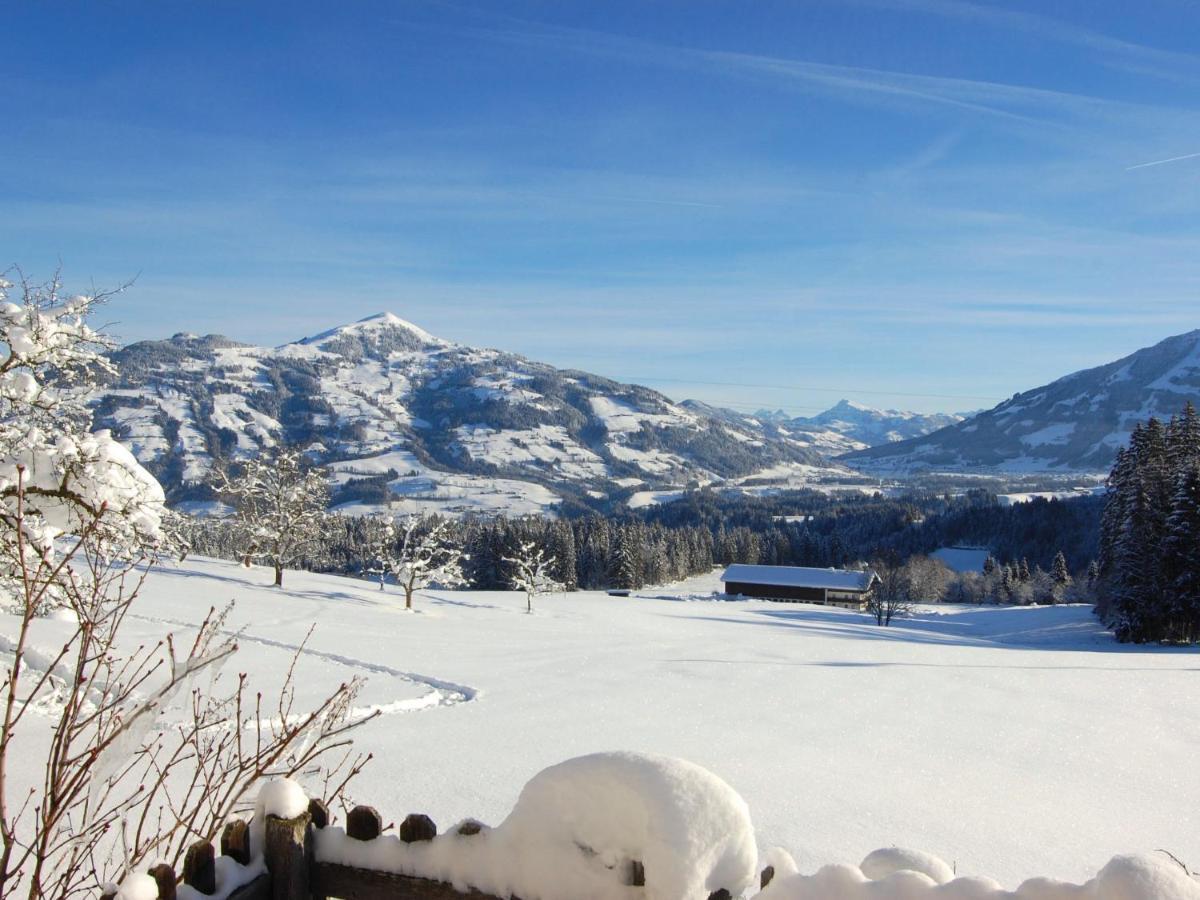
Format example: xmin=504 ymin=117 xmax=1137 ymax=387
xmin=682 ymin=399 xmax=959 ymax=456
xmin=842 ymin=329 xmax=1200 ymax=473
xmin=788 ymin=400 xmax=963 ymax=450
xmin=93 ymin=313 xmax=831 ymax=516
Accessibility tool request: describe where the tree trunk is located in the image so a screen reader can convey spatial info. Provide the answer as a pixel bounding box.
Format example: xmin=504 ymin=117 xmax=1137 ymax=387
xmin=405 ymin=586 xmax=414 ymax=610
xmin=274 ymin=564 xmax=284 ymax=587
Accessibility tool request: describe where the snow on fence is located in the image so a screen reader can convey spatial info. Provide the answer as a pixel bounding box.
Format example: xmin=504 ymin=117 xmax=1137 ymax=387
xmin=103 ymin=752 xmax=1200 ymax=900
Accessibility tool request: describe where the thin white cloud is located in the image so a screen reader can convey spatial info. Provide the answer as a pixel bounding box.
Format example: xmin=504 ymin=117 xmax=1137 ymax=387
xmin=846 ymin=0 xmax=1200 ymax=83
xmin=396 ymin=10 xmax=1156 ymax=130
xmin=1126 ymin=150 xmax=1200 ymax=170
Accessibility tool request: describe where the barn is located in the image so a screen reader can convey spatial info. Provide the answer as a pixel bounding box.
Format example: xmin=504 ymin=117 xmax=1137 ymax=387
xmin=721 ymin=564 xmax=878 ymax=609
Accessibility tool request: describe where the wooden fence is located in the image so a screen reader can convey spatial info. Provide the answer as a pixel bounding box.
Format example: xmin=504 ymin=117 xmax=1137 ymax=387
xmin=102 ymin=799 xmax=778 ymax=900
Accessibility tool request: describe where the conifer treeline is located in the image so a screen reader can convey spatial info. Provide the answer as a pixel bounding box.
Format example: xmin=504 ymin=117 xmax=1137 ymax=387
xmin=185 ymin=514 xmax=721 ymax=591
xmin=1097 ymin=402 xmax=1200 ymax=643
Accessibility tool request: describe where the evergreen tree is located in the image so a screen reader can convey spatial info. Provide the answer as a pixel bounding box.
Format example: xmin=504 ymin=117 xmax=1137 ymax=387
xmin=1164 ymin=467 xmax=1200 ymax=643
xmin=550 ymin=520 xmax=578 ymax=591
xmin=1050 ymin=551 xmax=1071 ymax=603
xmin=612 ymin=528 xmax=642 ymax=590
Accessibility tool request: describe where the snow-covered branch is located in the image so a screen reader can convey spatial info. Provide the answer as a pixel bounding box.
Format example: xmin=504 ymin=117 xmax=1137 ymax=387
xmin=382 ymin=515 xmax=465 ymax=610
xmin=216 ymin=448 xmax=329 ymax=587
xmin=503 ymin=539 xmax=561 ymax=613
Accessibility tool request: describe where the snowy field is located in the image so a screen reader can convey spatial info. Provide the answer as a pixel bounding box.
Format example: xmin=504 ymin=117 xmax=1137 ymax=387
xmin=10 ymin=557 xmax=1197 ymax=890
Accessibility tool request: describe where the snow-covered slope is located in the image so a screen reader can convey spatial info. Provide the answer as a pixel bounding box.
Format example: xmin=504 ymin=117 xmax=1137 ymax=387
xmin=843 ymin=329 xmax=1200 ymax=473
xmin=27 ymin=556 xmax=1195 ymax=888
xmin=93 ymin=314 xmax=828 ymax=514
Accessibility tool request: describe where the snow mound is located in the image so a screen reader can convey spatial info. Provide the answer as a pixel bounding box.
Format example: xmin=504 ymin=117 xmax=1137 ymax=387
xmin=860 ymin=847 xmax=955 ymax=884
xmin=1089 ymin=854 xmax=1200 ymax=900
xmin=256 ymin=777 xmax=309 ymax=820
xmin=759 ymin=851 xmax=1200 ymax=899
xmin=500 ymin=752 xmax=756 ymax=900
xmin=250 ymin=777 xmax=310 ymax=859
xmin=315 ymin=751 xmax=756 ymax=900
xmin=114 ymin=873 xmax=158 ymax=900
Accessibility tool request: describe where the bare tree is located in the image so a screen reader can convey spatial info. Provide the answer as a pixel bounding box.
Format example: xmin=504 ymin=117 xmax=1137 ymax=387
xmin=217 ymin=448 xmax=330 ymax=587
xmin=386 ymin=515 xmax=466 ymax=610
xmin=504 ymin=539 xmax=562 ymax=613
xmin=902 ymin=555 xmax=953 ymax=604
xmin=0 ymin=275 xmax=370 ymax=898
xmin=1 ymin=481 xmax=372 ymax=898
xmin=866 ymin=554 xmax=913 ymax=626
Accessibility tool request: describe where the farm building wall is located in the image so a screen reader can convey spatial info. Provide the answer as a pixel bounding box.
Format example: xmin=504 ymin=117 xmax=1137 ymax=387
xmin=723 ymin=582 xmax=827 ymax=603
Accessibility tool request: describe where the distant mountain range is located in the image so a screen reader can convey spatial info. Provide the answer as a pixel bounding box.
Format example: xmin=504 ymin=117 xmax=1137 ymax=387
xmin=94 ymin=313 xmax=847 ymax=516
xmin=842 ymin=329 xmax=1200 ymax=473
xmin=94 ymin=313 xmax=1188 ymax=512
xmin=773 ymin=400 xmax=963 ymax=454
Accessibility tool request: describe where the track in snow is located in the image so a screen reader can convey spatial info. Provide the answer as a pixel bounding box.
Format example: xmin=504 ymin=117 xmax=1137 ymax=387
xmin=128 ymin=612 xmax=479 ymax=719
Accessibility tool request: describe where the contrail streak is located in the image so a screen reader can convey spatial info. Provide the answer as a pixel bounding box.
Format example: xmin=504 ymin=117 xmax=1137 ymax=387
xmin=1126 ymin=151 xmax=1200 ymax=171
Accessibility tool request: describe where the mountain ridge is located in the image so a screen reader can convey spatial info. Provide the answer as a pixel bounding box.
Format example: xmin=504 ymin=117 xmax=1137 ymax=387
xmin=842 ymin=328 xmax=1200 ymax=473
xmin=94 ymin=313 xmax=842 ymax=516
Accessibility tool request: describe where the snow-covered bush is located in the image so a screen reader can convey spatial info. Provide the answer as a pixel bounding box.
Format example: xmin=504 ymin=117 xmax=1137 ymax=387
xmin=0 ymin=273 xmax=164 ymax=610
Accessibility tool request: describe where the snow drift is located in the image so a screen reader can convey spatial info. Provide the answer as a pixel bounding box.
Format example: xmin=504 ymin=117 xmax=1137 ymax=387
xmin=759 ymin=852 xmax=1200 ymax=900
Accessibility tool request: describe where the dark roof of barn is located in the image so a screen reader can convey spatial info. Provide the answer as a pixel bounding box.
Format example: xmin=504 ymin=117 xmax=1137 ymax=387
xmin=721 ymin=564 xmax=877 ymax=592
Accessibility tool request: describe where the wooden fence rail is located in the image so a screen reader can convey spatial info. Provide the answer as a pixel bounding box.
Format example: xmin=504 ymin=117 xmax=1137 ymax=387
xmin=103 ymin=799 xmax=772 ymax=900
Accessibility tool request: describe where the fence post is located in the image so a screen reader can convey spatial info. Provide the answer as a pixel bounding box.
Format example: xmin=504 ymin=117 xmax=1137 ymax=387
xmin=761 ymin=865 xmax=775 ymax=888
xmin=182 ymin=841 xmax=216 ymax=895
xmin=221 ymin=818 xmax=252 ymax=866
xmin=148 ymin=863 xmax=177 ymax=900
xmin=264 ymin=810 xmax=312 ymax=900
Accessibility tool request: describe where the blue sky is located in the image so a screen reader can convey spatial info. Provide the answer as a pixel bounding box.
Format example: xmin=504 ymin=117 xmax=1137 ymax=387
xmin=4 ymin=1 xmax=1200 ymax=416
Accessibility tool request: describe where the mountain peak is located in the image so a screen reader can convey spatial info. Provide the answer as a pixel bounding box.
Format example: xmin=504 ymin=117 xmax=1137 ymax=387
xmin=827 ymin=399 xmax=880 ymax=415
xmin=295 ymin=311 xmax=446 ymax=351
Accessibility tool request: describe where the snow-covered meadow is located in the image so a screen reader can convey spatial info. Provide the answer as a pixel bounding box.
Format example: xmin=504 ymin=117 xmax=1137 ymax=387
xmin=11 ymin=557 xmax=1196 ymax=892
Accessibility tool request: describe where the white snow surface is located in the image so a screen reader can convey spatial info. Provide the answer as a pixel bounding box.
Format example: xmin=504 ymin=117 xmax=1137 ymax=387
xmin=21 ymin=558 xmax=1199 ymax=894
xmin=931 ymin=546 xmax=990 ymax=573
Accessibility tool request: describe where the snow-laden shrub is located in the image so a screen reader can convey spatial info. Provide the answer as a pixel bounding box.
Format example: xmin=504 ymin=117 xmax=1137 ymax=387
xmin=0 ymin=274 xmax=165 ymax=609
